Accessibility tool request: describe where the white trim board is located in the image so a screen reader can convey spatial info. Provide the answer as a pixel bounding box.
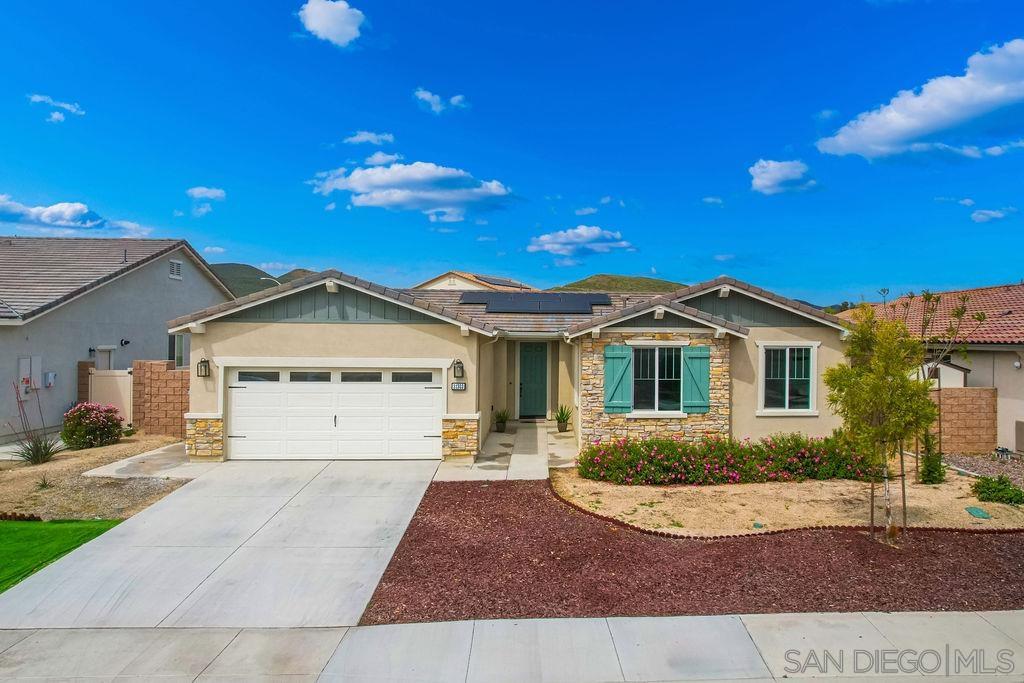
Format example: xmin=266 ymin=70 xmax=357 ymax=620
xmin=755 ymin=341 xmax=820 ymax=417
xmin=565 ymin=305 xmax=743 ymax=340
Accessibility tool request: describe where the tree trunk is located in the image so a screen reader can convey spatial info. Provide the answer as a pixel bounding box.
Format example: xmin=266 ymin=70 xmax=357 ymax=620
xmin=883 ymin=464 xmax=895 ymax=542
xmin=870 ymin=478 xmax=876 ymax=540
xmin=899 ymin=441 xmax=908 ymax=539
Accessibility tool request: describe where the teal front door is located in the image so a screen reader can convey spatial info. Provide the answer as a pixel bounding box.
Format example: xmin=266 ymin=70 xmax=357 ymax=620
xmin=519 ymin=342 xmax=548 ymax=418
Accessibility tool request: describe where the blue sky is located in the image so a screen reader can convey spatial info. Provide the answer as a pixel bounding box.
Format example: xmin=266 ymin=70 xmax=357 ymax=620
xmin=2 ymin=1 xmax=1023 ymax=304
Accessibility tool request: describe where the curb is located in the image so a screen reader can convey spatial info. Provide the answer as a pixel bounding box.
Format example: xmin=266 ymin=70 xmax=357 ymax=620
xmin=546 ymin=479 xmax=1024 ymax=542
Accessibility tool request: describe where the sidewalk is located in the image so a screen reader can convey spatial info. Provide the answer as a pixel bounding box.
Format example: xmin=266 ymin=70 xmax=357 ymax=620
xmin=0 ymin=610 xmax=1020 ymax=680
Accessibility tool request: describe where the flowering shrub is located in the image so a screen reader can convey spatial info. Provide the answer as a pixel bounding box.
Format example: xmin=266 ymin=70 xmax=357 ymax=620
xmin=60 ymin=402 xmax=124 ymax=450
xmin=577 ymin=432 xmax=876 ymax=485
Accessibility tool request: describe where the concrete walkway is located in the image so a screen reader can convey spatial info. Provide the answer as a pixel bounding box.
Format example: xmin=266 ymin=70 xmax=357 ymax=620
xmin=0 ymin=610 xmax=1020 ymax=680
xmin=435 ymin=420 xmax=577 ymax=481
xmin=0 ymin=460 xmax=437 ymax=629
xmin=82 ymin=441 xmax=217 ymax=480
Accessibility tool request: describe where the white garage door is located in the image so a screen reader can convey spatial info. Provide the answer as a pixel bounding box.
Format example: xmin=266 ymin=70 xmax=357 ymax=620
xmin=227 ymin=368 xmax=444 ymax=460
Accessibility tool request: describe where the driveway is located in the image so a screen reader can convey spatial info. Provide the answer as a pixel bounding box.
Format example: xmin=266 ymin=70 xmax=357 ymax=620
xmin=0 ymin=460 xmax=437 ymax=628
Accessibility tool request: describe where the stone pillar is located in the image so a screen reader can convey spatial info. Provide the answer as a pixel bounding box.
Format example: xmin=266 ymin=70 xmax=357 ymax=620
xmin=185 ymin=416 xmax=225 ymax=461
xmin=441 ymin=418 xmax=479 ymax=459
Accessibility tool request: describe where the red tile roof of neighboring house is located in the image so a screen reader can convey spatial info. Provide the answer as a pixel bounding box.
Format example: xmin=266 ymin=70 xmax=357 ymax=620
xmin=838 ymin=282 xmax=1024 ymax=345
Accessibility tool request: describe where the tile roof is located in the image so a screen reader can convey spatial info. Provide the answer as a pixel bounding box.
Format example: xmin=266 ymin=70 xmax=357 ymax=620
xmin=414 ymin=270 xmax=536 ymax=291
xmin=838 ymin=282 xmax=1024 ymax=345
xmin=0 ymin=236 xmax=232 ymax=322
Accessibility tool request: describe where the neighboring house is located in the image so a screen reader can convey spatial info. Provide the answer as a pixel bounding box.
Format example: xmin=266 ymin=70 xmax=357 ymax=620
xmin=168 ymin=272 xmax=847 ymax=462
xmin=0 ymin=237 xmax=233 ymax=441
xmin=413 ymin=270 xmax=535 ymax=291
xmin=846 ymin=283 xmax=1024 ymax=451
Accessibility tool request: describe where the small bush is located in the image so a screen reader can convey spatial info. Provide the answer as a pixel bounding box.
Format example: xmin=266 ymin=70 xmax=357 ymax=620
xmin=578 ymin=431 xmax=876 ymax=486
xmin=11 ymin=433 xmax=64 ymax=465
xmin=60 ymin=403 xmax=123 ymax=450
xmin=919 ymin=432 xmax=945 ymax=484
xmin=972 ymin=475 xmax=1024 ymax=505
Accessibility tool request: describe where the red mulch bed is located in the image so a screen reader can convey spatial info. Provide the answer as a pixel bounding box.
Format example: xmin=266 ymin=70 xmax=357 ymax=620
xmin=360 ymin=480 xmax=1024 ymax=625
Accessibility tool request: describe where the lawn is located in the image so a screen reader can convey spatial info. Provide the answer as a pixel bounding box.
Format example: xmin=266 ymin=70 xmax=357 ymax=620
xmin=0 ymin=519 xmax=120 ymax=593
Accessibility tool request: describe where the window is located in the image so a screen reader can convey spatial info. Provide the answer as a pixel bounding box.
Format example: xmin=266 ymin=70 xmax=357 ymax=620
xmin=167 ymin=334 xmax=186 ymax=369
xmin=289 ymin=371 xmax=331 ymax=382
xmin=169 ymin=259 xmax=183 ymax=280
xmin=238 ymin=371 xmax=280 ymax=382
xmin=340 ymin=371 xmax=382 ymax=382
xmin=760 ymin=344 xmax=816 ymax=413
xmin=392 ymin=371 xmax=434 ymax=383
xmin=632 ymin=347 xmax=682 ymax=412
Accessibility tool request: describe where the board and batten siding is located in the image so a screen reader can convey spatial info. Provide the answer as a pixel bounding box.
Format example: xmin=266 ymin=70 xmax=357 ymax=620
xmin=222 ymin=287 xmax=442 ymax=323
xmin=686 ymin=291 xmax=815 ymax=327
xmin=609 ymin=312 xmax=713 ymax=329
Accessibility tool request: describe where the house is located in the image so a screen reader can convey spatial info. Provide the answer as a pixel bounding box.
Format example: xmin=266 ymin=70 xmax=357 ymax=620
xmin=413 ymin=270 xmax=535 ymax=291
xmin=0 ymin=237 xmax=233 ymax=441
xmin=168 ymin=272 xmax=847 ymax=461
xmin=846 ymin=283 xmax=1024 ymax=452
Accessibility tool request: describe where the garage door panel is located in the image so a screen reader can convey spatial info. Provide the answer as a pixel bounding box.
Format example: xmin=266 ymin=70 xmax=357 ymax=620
xmin=229 ymin=368 xmax=444 ymax=460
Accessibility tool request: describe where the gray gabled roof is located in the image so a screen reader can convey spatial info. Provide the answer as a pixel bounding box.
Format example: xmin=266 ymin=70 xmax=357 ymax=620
xmin=167 ymin=269 xmax=501 ymax=335
xmin=0 ymin=236 xmax=234 ymax=322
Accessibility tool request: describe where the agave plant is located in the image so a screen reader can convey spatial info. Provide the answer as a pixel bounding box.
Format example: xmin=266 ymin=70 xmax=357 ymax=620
xmin=555 ymin=404 xmax=573 ymax=432
xmin=13 ymin=433 xmax=65 ymax=465
xmin=493 ymin=409 xmax=510 ymax=432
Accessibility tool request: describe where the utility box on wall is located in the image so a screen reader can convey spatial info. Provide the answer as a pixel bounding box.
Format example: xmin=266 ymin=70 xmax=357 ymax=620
xmin=16 ymin=356 xmax=45 ymax=394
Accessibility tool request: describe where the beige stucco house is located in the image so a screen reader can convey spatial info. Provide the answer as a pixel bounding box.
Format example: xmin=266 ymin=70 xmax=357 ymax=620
xmin=168 ymin=272 xmax=848 ymax=461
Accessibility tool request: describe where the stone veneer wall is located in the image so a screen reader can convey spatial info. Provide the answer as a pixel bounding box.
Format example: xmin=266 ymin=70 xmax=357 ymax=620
xmin=442 ymin=418 xmax=479 ymax=459
xmin=930 ymin=387 xmax=997 ymax=455
xmin=186 ymin=417 xmax=224 ymax=461
xmin=579 ymin=331 xmax=730 ymax=444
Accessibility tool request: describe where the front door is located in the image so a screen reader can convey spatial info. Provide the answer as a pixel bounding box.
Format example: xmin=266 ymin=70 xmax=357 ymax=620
xmin=519 ymin=342 xmax=547 ymax=418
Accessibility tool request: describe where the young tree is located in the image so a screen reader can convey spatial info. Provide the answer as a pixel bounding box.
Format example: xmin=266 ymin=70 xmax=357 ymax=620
xmin=824 ymin=305 xmax=937 ymax=541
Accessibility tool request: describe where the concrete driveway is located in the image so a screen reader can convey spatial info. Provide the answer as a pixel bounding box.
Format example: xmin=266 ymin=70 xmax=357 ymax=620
xmin=0 ymin=460 xmax=437 ymax=629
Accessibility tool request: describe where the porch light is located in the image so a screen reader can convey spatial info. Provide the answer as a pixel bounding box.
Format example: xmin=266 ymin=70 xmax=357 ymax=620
xmin=196 ymin=358 xmax=211 ymax=378
xmin=453 ymin=359 xmax=465 ymax=378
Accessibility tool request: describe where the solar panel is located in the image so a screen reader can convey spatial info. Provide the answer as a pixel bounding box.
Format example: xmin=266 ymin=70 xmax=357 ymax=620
xmin=458 ymin=291 xmax=611 ymax=313
xmin=474 ymin=274 xmax=528 ymax=288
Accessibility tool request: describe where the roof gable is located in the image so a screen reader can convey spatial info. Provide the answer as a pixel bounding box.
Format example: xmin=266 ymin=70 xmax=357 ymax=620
xmin=672 ymin=276 xmax=846 ymax=331
xmin=0 ymin=236 xmax=233 ymax=323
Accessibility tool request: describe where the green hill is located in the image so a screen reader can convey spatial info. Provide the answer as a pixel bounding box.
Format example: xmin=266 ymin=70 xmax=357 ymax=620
xmin=211 ymin=264 xmax=318 ymax=297
xmin=555 ymin=274 xmax=684 ymax=293
xmin=280 ymin=268 xmax=317 ymax=282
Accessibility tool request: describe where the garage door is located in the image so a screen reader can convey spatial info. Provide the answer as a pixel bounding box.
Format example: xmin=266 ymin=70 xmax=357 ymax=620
xmin=226 ymin=368 xmax=444 ymax=460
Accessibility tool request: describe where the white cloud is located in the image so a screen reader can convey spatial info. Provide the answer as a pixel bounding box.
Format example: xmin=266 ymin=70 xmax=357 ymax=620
xmin=971 ymin=207 xmax=1017 ymax=223
xmin=713 ymin=254 xmax=735 ymax=262
xmin=815 ymin=109 xmax=838 ymax=121
xmin=527 ymin=225 xmax=633 ymax=258
xmin=0 ymin=193 xmax=149 ymax=236
xmin=748 ymin=159 xmax=816 ymax=195
xmin=414 ymin=88 xmax=468 ymax=114
xmin=203 ymin=246 xmax=226 ymax=254
xmin=47 ymin=111 xmax=65 ymax=124
xmin=310 ymin=160 xmax=510 ymax=223
xmin=298 ymin=0 xmax=364 ymax=48
xmin=575 ymin=206 xmax=598 ymax=216
xmin=476 ymin=235 xmax=497 ymax=241
xmin=983 ymin=139 xmax=1024 ymax=156
xmin=186 ymin=186 xmax=226 ymax=200
xmin=365 ymin=150 xmax=403 ymax=166
xmin=702 ymin=196 xmax=724 ymax=205
xmin=259 ymin=262 xmax=298 ymax=273
xmin=173 ymin=209 xmax=185 ymax=217
xmin=192 ymin=203 xmax=213 ymax=218
xmin=27 ymin=94 xmax=85 ymax=116
xmin=433 ymin=226 xmax=458 ymax=233
xmin=554 ymin=257 xmax=582 ymax=267
xmin=343 ymin=130 xmax=394 ymax=145
xmin=599 ymin=196 xmax=612 ymax=204
xmin=959 ymin=198 xmax=975 ymax=206
xmin=324 ymin=201 xmax=336 ymax=211
xmin=817 ymin=39 xmax=1024 ymax=158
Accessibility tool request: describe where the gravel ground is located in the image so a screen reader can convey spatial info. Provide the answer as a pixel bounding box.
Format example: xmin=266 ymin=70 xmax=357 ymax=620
xmin=361 ymin=480 xmax=1024 ymax=625
xmin=945 ymin=453 xmax=1024 ymax=487
xmin=0 ymin=435 xmax=183 ymax=519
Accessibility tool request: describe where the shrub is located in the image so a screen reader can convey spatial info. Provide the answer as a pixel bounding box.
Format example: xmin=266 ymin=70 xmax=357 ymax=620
xmin=919 ymin=432 xmax=945 ymax=484
xmin=60 ymin=402 xmax=123 ymax=450
xmin=972 ymin=475 xmax=1024 ymax=505
xmin=577 ymin=431 xmax=876 ymax=486
xmin=11 ymin=433 xmax=65 ymax=465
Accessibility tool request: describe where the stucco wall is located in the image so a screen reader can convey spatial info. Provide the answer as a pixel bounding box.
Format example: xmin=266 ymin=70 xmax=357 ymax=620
xmin=557 ymin=341 xmax=575 ymax=416
xmin=959 ymin=349 xmax=1024 ymax=450
xmin=186 ymin=320 xmax=481 ymax=417
xmin=0 ymin=250 xmax=228 ymax=440
xmin=729 ymin=326 xmax=845 ymax=440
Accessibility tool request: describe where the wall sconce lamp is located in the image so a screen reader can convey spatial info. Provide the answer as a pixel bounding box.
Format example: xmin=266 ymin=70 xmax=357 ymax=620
xmin=452 ymin=359 xmax=465 ymax=379
xmin=196 ymin=358 xmax=212 ymax=378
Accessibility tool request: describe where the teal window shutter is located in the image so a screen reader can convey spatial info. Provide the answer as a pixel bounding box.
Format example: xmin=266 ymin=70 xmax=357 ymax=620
xmin=682 ymin=345 xmax=711 ymax=413
xmin=603 ymin=345 xmax=633 ymax=413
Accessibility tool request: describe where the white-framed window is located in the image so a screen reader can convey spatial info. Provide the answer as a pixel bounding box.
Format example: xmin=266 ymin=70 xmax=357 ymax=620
xmin=632 ymin=347 xmax=682 ymax=412
xmin=169 ymin=259 xmax=183 ymax=280
xmin=167 ymin=334 xmax=187 ymax=369
xmin=757 ymin=342 xmax=819 ymax=416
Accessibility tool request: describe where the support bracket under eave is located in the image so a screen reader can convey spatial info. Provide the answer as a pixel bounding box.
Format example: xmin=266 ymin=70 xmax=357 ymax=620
xmin=713 ymin=328 xmax=726 ymax=339
xmin=188 ymin=322 xmax=206 ymax=334
xmin=591 ymin=329 xmax=601 ymax=339
xmin=460 ymin=325 xmax=470 ymax=337
xmin=653 ymin=307 xmax=665 ymax=320
xmin=325 ymin=281 xmax=339 ymax=293
xmin=718 ymin=286 xmax=731 ymax=298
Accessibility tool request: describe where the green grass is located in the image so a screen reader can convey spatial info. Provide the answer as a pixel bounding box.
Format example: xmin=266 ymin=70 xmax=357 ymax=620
xmin=0 ymin=520 xmax=120 ymax=593
xmin=555 ymin=274 xmax=684 ymax=292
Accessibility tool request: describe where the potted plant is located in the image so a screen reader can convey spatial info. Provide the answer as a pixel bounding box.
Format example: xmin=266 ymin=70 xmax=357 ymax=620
xmin=494 ymin=409 xmax=510 ymax=433
xmin=555 ymin=404 xmax=573 ymax=432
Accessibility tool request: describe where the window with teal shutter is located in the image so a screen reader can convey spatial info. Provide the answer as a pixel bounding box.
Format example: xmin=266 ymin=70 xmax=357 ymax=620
xmin=603 ymin=345 xmax=633 ymax=413
xmin=682 ymin=345 xmax=711 ymax=413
